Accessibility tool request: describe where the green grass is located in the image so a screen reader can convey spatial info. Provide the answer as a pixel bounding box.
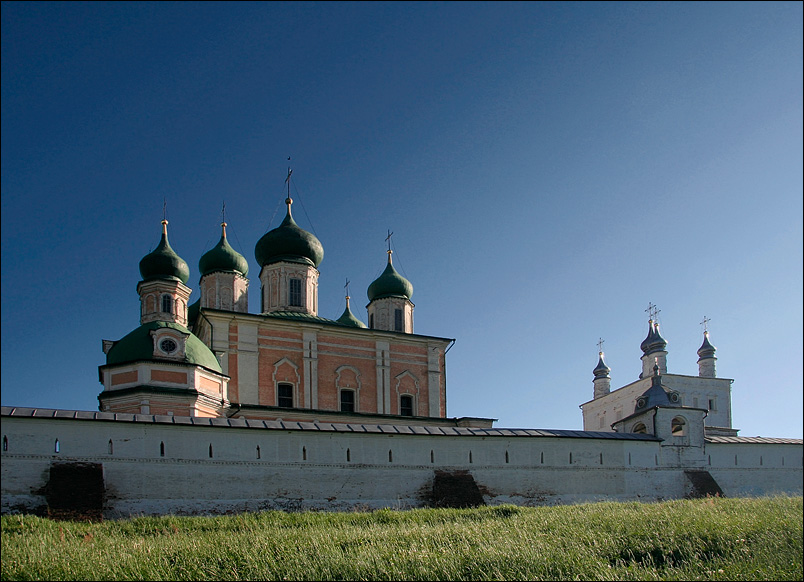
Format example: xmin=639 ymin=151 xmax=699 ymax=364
xmin=2 ymin=496 xmax=801 ymax=581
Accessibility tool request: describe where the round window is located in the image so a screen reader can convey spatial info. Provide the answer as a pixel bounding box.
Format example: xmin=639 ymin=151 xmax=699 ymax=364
xmin=160 ymin=338 xmax=178 ymax=354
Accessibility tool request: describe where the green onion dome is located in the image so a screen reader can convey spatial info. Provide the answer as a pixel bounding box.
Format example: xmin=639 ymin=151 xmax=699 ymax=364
xmin=139 ymin=220 xmax=190 ymax=284
xmin=255 ymin=199 xmax=324 ymax=268
xmin=105 ymin=321 xmax=222 ymax=373
xmin=367 ymin=251 xmax=413 ymax=301
xmin=336 ymin=296 xmax=367 ymax=328
xmin=199 ymin=223 xmax=249 ymax=277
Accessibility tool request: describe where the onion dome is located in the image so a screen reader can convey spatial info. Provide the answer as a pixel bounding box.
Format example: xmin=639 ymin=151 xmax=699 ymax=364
xmin=255 ymin=198 xmax=324 ymax=268
xmin=593 ymin=352 xmax=611 ymax=379
xmin=641 ymin=321 xmax=667 ymax=355
xmin=697 ymin=331 xmax=717 ymax=359
xmin=336 ymin=296 xmax=367 ymax=328
xmin=139 ymin=220 xmax=190 ymax=285
xmin=199 ymin=222 xmax=249 ymax=277
xmin=367 ymin=251 xmax=413 ymax=301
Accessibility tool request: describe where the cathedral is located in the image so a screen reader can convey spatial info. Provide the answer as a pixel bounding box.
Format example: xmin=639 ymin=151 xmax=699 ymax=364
xmin=97 ymin=186 xmax=491 ymax=427
xmin=2 ymin=172 xmax=800 ymax=516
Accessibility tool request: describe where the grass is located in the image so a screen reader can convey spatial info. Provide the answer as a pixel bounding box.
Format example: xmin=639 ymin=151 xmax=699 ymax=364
xmin=1 ymin=496 xmax=801 ymax=581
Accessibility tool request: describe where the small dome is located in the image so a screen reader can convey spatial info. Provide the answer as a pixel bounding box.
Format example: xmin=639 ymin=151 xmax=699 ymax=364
xmin=593 ymin=352 xmax=610 ymax=378
xmin=336 ymin=297 xmax=367 ymax=328
xmin=200 ymin=223 xmax=249 ymax=277
xmin=641 ymin=321 xmax=667 ymax=355
xmin=105 ymin=321 xmax=222 ymax=373
xmin=255 ymin=199 xmax=324 ymax=268
xmin=634 ymin=364 xmax=680 ymax=412
xmin=139 ymin=220 xmax=190 ymax=285
xmin=367 ymin=252 xmax=413 ymax=302
xmin=697 ymin=331 xmax=717 ymax=359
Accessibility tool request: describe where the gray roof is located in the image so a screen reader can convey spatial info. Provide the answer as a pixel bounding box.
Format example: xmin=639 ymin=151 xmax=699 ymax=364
xmin=1 ymin=406 xmax=660 ymax=440
xmin=705 ymin=435 xmax=802 ymax=445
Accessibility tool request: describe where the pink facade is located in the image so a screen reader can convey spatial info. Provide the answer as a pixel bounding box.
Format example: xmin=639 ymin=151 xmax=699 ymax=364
xmin=195 ymin=310 xmax=452 ymax=422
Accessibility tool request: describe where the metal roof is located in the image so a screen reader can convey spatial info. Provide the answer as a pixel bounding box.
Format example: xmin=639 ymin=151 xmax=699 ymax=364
xmin=1 ymin=406 xmax=663 ymax=441
xmin=705 ymin=435 xmax=803 ymax=445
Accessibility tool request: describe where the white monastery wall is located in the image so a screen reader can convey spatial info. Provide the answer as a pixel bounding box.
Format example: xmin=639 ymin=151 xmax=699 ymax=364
xmin=705 ymin=441 xmax=803 ymax=497
xmin=2 ymin=413 xmax=800 ymax=518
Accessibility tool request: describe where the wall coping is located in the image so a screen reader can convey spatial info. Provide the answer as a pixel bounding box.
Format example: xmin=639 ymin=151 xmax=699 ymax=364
xmin=1 ymin=406 xmax=663 ymax=440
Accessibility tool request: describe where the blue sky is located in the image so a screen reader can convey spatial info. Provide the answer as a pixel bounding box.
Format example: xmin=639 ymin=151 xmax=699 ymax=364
xmin=2 ymin=1 xmax=801 ymax=438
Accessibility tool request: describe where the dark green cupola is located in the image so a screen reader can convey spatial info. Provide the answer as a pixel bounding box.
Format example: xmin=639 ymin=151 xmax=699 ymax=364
xmin=367 ymin=251 xmax=413 ymax=301
xmin=139 ymin=220 xmax=190 ymax=284
xmin=200 ymin=222 xmax=249 ymax=277
xmin=255 ymin=198 xmax=324 ymax=268
xmin=336 ymin=296 xmax=367 ymax=328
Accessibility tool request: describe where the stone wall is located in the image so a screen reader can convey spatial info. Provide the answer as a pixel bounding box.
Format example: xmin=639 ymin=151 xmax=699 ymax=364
xmin=2 ymin=411 xmax=801 ymax=518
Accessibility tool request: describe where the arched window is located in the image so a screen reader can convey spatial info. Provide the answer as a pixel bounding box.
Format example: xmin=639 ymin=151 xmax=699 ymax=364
xmin=256 ymin=445 xmax=261 ymax=460
xmin=160 ymin=441 xmax=165 ymax=457
xmin=161 ymin=294 xmax=173 ymax=314
xmin=2 ymin=436 xmax=7 ymax=452
xmin=209 ymin=444 xmax=213 ymax=458
xmin=54 ymin=439 xmax=60 ymax=453
xmin=632 ymin=422 xmax=647 ymax=434
xmin=108 ymin=439 xmax=114 ymax=455
xmin=671 ymin=417 xmax=687 ymax=436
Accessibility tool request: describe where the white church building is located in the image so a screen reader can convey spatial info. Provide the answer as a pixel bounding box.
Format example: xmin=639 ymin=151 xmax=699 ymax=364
xmin=2 ymin=177 xmax=801 ymax=517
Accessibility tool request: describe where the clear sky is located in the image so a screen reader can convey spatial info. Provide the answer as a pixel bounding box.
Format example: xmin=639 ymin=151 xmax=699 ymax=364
xmin=2 ymin=1 xmax=801 ymax=438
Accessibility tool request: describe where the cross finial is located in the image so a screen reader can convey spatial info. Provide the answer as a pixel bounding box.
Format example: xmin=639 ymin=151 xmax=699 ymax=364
xmin=700 ymin=316 xmax=710 ymax=333
xmin=285 ymin=158 xmax=293 ymax=202
xmin=162 ymin=198 xmax=167 ymax=222
xmin=645 ymin=302 xmax=660 ymax=321
xmin=597 ymin=337 xmax=605 ymax=353
xmin=344 ymin=278 xmax=351 ymax=298
xmin=385 ymin=229 xmax=394 ymax=252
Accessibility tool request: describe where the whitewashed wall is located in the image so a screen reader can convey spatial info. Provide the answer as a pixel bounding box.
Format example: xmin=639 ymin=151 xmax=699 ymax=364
xmin=2 ymin=414 xmax=801 ymax=518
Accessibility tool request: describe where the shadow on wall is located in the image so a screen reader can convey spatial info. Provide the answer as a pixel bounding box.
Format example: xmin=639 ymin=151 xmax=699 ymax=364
xmin=431 ymin=470 xmax=485 ymax=508
xmin=35 ymin=462 xmax=105 ymax=521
